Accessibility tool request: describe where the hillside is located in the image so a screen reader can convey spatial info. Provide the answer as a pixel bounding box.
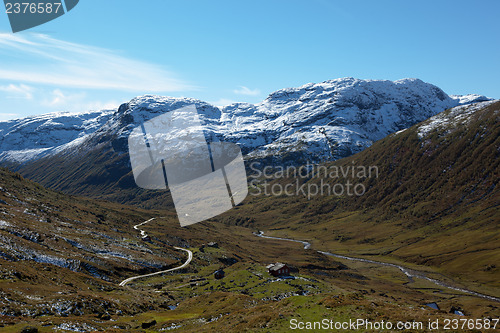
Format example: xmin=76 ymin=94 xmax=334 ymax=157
xmin=214 ymin=100 xmax=500 ymax=290
xmin=1 ymin=166 xmax=498 ymax=331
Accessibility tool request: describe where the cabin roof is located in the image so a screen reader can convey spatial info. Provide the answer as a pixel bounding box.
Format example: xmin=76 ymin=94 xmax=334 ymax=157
xmin=268 ymin=263 xmax=287 ymax=271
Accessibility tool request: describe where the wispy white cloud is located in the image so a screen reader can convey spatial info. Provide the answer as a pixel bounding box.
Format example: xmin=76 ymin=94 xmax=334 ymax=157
xmin=0 ymin=83 xmax=34 ymax=99
xmin=40 ymin=89 xmax=119 ymax=112
xmin=233 ymin=86 xmax=261 ymax=96
xmin=42 ymin=89 xmax=84 ymax=107
xmin=0 ymin=33 xmax=193 ymax=92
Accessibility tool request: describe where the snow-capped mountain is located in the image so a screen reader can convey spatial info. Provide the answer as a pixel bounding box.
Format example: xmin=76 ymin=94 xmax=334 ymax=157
xmin=0 ymin=109 xmax=114 ymax=164
xmin=0 ymin=78 xmax=491 ymax=167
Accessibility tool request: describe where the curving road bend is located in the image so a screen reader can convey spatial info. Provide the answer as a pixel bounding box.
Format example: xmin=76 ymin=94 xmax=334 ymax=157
xmin=254 ymin=231 xmax=500 ymax=303
xmin=119 ymin=218 xmax=193 ymax=287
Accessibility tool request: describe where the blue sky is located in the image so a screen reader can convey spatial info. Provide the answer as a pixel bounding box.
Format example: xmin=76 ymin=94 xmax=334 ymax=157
xmin=0 ymin=0 xmax=499 ymax=120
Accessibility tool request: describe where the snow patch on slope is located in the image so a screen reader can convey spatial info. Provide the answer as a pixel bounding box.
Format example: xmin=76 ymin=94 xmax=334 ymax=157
xmin=0 ymin=109 xmax=115 ymax=164
xmin=450 ymin=94 xmax=491 ymax=105
xmin=418 ymin=100 xmax=498 ymax=138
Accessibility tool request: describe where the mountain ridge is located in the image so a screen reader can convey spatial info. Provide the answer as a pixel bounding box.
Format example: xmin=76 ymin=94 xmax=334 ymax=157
xmin=0 ymin=78 xmax=494 ymax=207
xmin=0 ymin=77 xmax=492 ymax=166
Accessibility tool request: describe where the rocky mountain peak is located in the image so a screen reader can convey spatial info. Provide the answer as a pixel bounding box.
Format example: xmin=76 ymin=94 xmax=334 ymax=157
xmin=0 ymin=78 xmax=492 ymax=166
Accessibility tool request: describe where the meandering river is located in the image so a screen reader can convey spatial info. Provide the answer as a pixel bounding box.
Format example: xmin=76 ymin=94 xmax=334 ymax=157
xmin=254 ymin=231 xmax=500 ymax=303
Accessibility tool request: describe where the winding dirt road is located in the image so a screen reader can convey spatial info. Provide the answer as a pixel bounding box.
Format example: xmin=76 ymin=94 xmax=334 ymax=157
xmin=254 ymin=231 xmax=500 ymax=303
xmin=119 ymin=218 xmax=192 ymax=287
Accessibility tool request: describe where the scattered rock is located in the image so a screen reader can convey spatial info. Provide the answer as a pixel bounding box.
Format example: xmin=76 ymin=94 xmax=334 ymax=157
xmin=450 ymin=306 xmax=465 ymax=316
xmin=100 ymin=313 xmax=111 ymax=320
xmin=218 ymin=256 xmax=238 ymax=266
xmin=214 ymin=269 xmax=225 ymax=280
xmin=207 ymin=242 xmax=218 ymax=248
xmin=141 ymin=320 xmax=157 ymax=329
xmin=116 ymin=324 xmax=130 ymax=329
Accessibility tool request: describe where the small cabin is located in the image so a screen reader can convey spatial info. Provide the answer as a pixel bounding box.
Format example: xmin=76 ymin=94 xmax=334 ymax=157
xmin=267 ymin=263 xmax=290 ymax=277
xmin=214 ymin=269 xmax=225 ymax=280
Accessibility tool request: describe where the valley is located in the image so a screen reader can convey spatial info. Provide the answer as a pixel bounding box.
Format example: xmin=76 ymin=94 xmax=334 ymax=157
xmin=0 ymin=81 xmax=498 ymax=331
xmin=255 ymin=231 xmax=500 ymax=302
xmin=0 ymin=164 xmax=497 ymax=331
